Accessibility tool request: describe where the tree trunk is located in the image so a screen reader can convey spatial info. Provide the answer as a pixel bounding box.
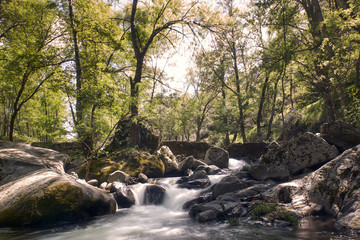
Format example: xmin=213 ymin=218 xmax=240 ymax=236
xmin=256 ymin=73 xmax=269 ymax=138
xmin=68 ymin=0 xmax=83 ymax=135
xmin=266 ymin=75 xmax=280 ymax=140
xmin=232 ymin=41 xmax=247 ymax=143
xmin=222 ymin=87 xmax=230 ymax=146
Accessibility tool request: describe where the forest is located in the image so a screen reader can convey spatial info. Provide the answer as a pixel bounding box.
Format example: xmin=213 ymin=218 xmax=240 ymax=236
xmin=1 ymin=0 xmax=360 ymax=149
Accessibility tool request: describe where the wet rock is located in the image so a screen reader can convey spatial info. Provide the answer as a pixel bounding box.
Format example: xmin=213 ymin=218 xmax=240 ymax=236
xmin=189 ymin=201 xmax=224 ymax=222
xmin=189 ymin=200 xmax=245 ymax=223
xmin=182 ymin=196 xmax=210 ymax=210
xmin=138 ymin=173 xmax=148 ymax=183
xmin=249 ymin=132 xmax=339 ymax=181
xmin=178 ymin=178 xmax=211 ymax=189
xmin=212 ymin=175 xmax=256 ymax=198
xmin=189 ymin=170 xmax=208 ymax=181
xmin=0 ymin=169 xmax=116 ymax=227
xmin=206 ymin=165 xmax=222 ymax=175
xmin=144 ymin=185 xmax=166 ymax=205
xmin=320 ymin=121 xmax=360 ymax=152
xmin=109 ymin=181 xmax=124 ymax=193
xmin=177 ymin=169 xmax=211 ymax=189
xmin=113 ymin=184 xmax=135 ymax=208
xmin=157 ymin=146 xmax=178 ymax=175
xmin=204 ymin=147 xmax=229 ymax=169
xmin=87 ymin=179 xmax=98 ymax=187
xmin=0 ymin=141 xmax=67 ymax=186
xmin=107 ymin=170 xmax=131 ymax=184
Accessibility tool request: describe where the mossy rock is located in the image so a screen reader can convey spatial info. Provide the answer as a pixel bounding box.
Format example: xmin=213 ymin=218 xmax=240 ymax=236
xmin=0 ymin=170 xmax=116 ymax=227
xmin=80 ymin=149 xmax=165 ymax=182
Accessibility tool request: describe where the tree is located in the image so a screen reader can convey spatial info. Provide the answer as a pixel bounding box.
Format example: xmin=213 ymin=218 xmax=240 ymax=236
xmin=0 ymin=0 xmax=63 ymax=141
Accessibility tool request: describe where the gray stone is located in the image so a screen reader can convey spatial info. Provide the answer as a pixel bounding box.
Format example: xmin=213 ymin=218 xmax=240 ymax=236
xmin=138 ymin=173 xmax=148 ymax=183
xmin=178 ymin=177 xmax=211 ymax=189
xmin=178 ymin=156 xmax=195 ymax=173
xmin=113 ymin=184 xmax=135 ymax=208
xmin=191 ymin=159 xmax=207 ymax=170
xmin=0 ymin=169 xmax=116 ymax=227
xmin=157 ymin=146 xmax=178 ymax=174
xmin=204 ymin=147 xmax=229 ymax=169
xmin=99 ymin=182 xmax=108 ymax=190
xmin=87 ymin=179 xmax=98 ymax=187
xmin=107 ymin=170 xmax=130 ymax=183
xmin=308 ymin=145 xmax=360 ymax=233
xmin=189 ymin=170 xmax=207 ymax=181
xmin=320 ymin=121 xmax=360 ymax=152
xmin=249 ymin=132 xmax=339 ymax=181
xmin=212 ymin=175 xmax=256 ymax=198
xmin=0 ymin=141 xmax=68 ymax=186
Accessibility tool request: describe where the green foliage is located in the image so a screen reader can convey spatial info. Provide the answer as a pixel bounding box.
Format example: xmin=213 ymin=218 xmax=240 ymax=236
xmin=251 ymin=202 xmax=299 ymax=227
xmin=251 ymin=203 xmax=277 ymax=219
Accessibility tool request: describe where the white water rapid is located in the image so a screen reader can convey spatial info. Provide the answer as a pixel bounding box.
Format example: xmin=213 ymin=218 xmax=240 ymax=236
xmin=0 ymin=158 xmax=343 ymax=240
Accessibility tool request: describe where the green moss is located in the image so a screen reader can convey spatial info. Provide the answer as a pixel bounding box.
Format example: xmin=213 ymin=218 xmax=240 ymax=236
xmin=251 ymin=203 xmax=299 ymax=227
xmin=0 ymin=182 xmax=85 ymax=227
xmin=276 ymin=210 xmax=299 ymax=226
xmin=251 ymin=203 xmax=277 ymax=219
xmin=82 ymin=149 xmax=165 ymax=182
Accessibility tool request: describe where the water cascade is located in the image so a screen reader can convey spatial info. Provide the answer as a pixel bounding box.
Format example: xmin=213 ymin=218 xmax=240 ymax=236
xmin=0 ymin=159 xmax=342 ymax=240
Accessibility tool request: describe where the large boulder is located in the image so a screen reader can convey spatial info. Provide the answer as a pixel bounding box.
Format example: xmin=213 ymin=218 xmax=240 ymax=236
xmin=157 ymin=146 xmax=178 ymax=175
xmin=225 ymin=142 xmax=268 ymax=160
xmin=204 ymin=147 xmax=229 ymax=169
xmin=320 ymin=121 xmax=360 ymax=152
xmin=0 ymin=141 xmax=68 ymax=186
xmin=81 ymin=149 xmax=165 ymax=182
xmin=105 ymin=117 xmax=160 ymax=153
xmin=308 ymin=145 xmax=360 ymax=233
xmin=160 ymin=141 xmax=211 ymax=159
xmin=249 ymin=132 xmax=339 ymax=181
xmin=0 ymin=169 xmax=116 ymax=227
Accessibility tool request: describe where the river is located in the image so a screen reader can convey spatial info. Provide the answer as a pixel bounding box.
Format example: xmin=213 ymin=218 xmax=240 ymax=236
xmin=0 ymin=159 xmax=352 ymax=240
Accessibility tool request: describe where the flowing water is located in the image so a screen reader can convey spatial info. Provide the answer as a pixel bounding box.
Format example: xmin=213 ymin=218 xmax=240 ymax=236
xmin=0 ymin=159 xmax=354 ymax=240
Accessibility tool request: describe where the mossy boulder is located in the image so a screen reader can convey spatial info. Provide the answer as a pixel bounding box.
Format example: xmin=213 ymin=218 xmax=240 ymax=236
xmin=81 ymin=149 xmax=165 ymax=182
xmin=0 ymin=169 xmax=116 ymax=227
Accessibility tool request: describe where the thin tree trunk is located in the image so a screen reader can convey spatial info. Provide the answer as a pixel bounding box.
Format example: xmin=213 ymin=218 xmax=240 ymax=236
xmin=68 ymin=0 xmax=83 ymax=130
xmin=232 ymin=41 xmax=247 ymax=143
xmin=266 ymin=75 xmax=281 ymax=140
xmin=257 ymin=73 xmax=269 ymax=138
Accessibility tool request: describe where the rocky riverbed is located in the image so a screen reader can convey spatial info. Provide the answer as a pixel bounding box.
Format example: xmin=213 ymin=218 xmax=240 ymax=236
xmin=1 ymin=121 xmax=360 ymax=238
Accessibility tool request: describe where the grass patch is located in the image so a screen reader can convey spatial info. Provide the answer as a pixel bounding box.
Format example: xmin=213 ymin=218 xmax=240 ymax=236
xmin=251 ymin=203 xmax=277 ymax=219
